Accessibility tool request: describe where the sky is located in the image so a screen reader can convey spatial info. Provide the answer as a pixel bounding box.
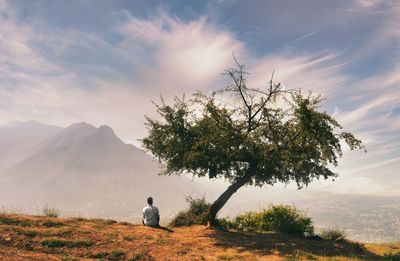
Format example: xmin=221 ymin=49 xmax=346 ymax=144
xmin=0 ymin=0 xmax=399 ymax=196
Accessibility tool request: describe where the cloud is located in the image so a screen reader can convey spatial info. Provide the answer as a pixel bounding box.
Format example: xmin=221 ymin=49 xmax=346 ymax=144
xmin=0 ymin=1 xmax=399 ymax=196
xmin=119 ymin=13 xmax=244 ymax=94
xmin=246 ymin=52 xmax=347 ymax=96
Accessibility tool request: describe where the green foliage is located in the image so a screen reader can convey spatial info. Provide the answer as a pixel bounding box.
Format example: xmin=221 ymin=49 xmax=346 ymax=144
xmin=0 ymin=215 xmax=33 ymax=226
xmin=42 ymin=205 xmax=61 ymax=218
xmin=142 ymin=66 xmax=363 ymax=186
xmin=110 ymin=249 xmax=126 ymax=259
xmin=319 ymin=227 xmax=346 ymax=241
xmin=169 ymin=196 xmax=210 ymax=227
xmin=221 ymin=205 xmax=314 ymax=236
xmin=263 ymin=205 xmax=314 ymax=236
xmin=383 ymin=252 xmax=400 ymax=261
xmin=129 ymin=251 xmax=149 ymax=260
xmin=41 ymin=238 xmax=93 ymax=248
xmin=8 ymin=227 xmax=39 ymax=237
xmin=220 ymin=211 xmax=264 ymax=232
xmin=41 ymin=220 xmax=63 ymax=227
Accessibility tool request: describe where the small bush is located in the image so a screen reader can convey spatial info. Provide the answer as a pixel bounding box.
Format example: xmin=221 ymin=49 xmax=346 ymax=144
xmin=42 ymin=205 xmax=61 ymax=218
xmin=221 ymin=205 xmax=314 ymax=236
xmin=319 ymin=227 xmax=346 ymax=241
xmin=383 ymin=252 xmax=400 ymax=261
xmin=169 ymin=196 xmax=210 ymax=227
xmin=220 ymin=211 xmax=264 ymax=232
xmin=263 ymin=205 xmax=313 ymax=236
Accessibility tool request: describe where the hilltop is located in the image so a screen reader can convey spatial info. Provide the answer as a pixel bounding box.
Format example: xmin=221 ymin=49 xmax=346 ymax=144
xmin=0 ymin=213 xmax=399 ymax=260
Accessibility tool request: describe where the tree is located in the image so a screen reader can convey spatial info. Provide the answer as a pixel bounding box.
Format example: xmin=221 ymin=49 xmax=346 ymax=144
xmin=142 ymin=60 xmax=364 ymax=227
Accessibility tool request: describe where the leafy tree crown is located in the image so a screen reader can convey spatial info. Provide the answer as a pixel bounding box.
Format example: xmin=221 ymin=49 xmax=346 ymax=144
xmin=142 ymin=62 xmax=364 ymax=188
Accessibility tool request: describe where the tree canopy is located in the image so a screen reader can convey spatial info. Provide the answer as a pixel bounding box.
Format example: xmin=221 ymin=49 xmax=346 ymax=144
xmin=142 ymin=60 xmax=364 ymax=226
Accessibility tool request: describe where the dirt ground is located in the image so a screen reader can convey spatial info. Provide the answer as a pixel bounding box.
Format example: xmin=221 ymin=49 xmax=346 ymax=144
xmin=0 ymin=213 xmax=398 ymax=260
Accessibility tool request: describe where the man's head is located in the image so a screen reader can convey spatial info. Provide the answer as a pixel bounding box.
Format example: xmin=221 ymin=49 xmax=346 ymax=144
xmin=147 ymin=197 xmax=153 ymax=205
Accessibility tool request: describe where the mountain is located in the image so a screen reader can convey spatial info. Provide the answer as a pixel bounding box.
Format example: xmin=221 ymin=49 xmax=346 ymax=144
xmin=0 ymin=121 xmax=62 ymax=172
xmin=0 ymin=122 xmax=204 ymax=219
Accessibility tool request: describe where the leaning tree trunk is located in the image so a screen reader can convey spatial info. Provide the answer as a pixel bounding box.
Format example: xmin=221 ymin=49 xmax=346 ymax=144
xmin=208 ymin=171 xmax=254 ymax=227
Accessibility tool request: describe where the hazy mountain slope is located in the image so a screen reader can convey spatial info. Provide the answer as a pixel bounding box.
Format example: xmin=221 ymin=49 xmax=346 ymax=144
xmin=0 ymin=122 xmax=202 ymax=219
xmin=0 ymin=121 xmax=62 ymax=171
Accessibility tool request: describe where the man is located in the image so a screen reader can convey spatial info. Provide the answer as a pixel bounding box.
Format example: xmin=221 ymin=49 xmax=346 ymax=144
xmin=142 ymin=196 xmax=160 ymax=227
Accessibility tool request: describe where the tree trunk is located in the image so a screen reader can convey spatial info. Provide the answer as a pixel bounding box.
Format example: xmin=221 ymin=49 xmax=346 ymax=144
xmin=208 ymin=171 xmax=254 ymax=227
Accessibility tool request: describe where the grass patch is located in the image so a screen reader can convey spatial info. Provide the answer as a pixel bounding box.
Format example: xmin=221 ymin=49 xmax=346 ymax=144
xmin=42 ymin=205 xmax=61 ymax=218
xmin=177 ymin=246 xmax=191 ymax=256
xmin=89 ymin=251 xmax=110 ymax=258
xmin=41 ymin=238 xmax=93 ymax=248
xmin=383 ymin=252 xmax=400 ymax=261
xmin=285 ymin=250 xmax=318 ymax=260
xmin=319 ymin=227 xmax=346 ymax=241
xmin=129 ymin=251 xmax=149 ymax=260
xmin=123 ymin=235 xmax=139 ymax=241
xmin=9 ymin=227 xmax=39 ymax=238
xmin=53 ymin=229 xmax=74 ymax=237
xmin=68 ymin=217 xmax=86 ymax=222
xmin=41 ymin=220 xmax=63 ymax=227
xmin=110 ymin=249 xmax=126 ymax=259
xmin=217 ymin=253 xmax=244 ymax=260
xmin=0 ymin=215 xmax=34 ymax=226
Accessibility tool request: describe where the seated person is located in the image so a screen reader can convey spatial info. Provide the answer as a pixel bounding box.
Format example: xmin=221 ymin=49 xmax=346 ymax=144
xmin=142 ymin=196 xmax=160 ymax=227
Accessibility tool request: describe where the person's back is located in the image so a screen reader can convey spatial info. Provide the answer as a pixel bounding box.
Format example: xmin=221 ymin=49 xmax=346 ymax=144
xmin=142 ymin=197 xmax=160 ymax=227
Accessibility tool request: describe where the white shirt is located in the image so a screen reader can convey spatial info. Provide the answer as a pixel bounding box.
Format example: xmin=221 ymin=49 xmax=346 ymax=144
xmin=142 ymin=204 xmax=159 ymax=226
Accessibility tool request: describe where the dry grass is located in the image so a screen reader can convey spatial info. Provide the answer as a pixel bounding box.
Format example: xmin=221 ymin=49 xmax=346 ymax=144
xmin=0 ymin=213 xmax=398 ymax=260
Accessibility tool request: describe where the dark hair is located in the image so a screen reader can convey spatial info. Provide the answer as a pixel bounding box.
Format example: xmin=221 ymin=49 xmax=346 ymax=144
xmin=147 ymin=197 xmax=153 ymax=205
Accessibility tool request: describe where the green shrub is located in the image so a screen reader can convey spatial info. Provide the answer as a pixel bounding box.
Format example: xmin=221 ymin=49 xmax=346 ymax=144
xmin=221 ymin=205 xmax=314 ymax=236
xmin=319 ymin=227 xmax=346 ymax=241
xmin=220 ymin=211 xmax=264 ymax=232
xmin=383 ymin=252 xmax=400 ymax=261
xmin=42 ymin=205 xmax=61 ymax=218
xmin=169 ymin=196 xmax=210 ymax=227
xmin=263 ymin=205 xmax=313 ymax=236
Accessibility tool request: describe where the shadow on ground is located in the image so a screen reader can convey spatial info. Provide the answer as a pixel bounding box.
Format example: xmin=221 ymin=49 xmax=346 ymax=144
xmin=154 ymin=225 xmax=174 ymax=233
xmin=209 ymin=229 xmax=381 ymax=259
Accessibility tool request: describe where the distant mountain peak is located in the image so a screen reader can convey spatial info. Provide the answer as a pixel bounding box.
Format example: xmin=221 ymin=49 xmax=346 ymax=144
xmin=98 ymin=125 xmax=114 ymax=133
xmin=66 ymin=122 xmax=96 ymax=130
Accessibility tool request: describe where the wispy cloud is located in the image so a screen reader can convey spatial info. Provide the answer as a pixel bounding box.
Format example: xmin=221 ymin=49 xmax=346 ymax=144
xmin=0 ymin=0 xmax=399 ymax=196
xmin=293 ymin=30 xmax=321 ymax=42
